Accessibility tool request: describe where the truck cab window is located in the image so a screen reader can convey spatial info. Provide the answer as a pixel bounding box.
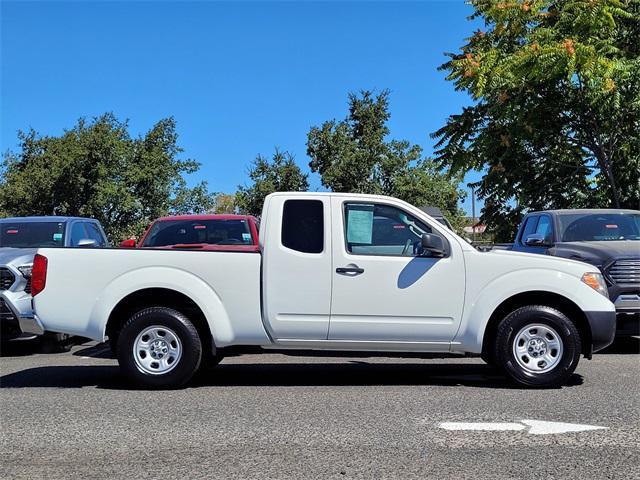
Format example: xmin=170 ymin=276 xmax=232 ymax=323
xmin=281 ymin=200 xmax=324 ymax=253
xmin=70 ymin=223 xmax=88 ymax=247
xmin=86 ymin=223 xmax=106 ymax=247
xmin=520 ymin=215 xmax=539 ymax=243
xmin=344 ymin=203 xmax=433 ymax=256
xmin=535 ymin=215 xmax=553 ymax=243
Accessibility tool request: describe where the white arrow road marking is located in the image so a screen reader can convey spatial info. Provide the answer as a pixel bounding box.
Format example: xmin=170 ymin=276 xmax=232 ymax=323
xmin=437 ymin=420 xmax=607 ymax=435
xmin=520 ymin=419 xmax=607 ymax=435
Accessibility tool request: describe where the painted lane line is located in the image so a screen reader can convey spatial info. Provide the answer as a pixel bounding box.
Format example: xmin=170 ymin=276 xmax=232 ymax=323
xmin=437 ymin=420 xmax=607 ymax=435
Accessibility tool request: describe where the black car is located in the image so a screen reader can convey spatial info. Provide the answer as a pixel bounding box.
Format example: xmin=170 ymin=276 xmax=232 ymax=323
xmin=512 ymin=209 xmax=640 ymax=335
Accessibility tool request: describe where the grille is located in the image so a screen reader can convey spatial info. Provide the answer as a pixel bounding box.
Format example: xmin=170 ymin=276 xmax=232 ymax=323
xmin=608 ymin=258 xmax=640 ymax=285
xmin=0 ymin=268 xmax=15 ymax=291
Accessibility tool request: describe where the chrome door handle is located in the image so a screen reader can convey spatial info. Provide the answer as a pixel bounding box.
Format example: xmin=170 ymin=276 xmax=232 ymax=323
xmin=336 ymin=265 xmax=364 ymax=275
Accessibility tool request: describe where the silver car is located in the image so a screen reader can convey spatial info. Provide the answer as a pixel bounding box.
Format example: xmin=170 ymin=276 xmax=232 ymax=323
xmin=0 ymin=216 xmax=108 ymax=348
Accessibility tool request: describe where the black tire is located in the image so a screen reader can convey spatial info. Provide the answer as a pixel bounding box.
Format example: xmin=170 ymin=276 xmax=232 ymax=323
xmin=108 ymin=335 xmax=119 ymax=356
xmin=117 ymin=307 xmax=202 ymax=389
xmin=494 ymin=305 xmax=581 ymax=388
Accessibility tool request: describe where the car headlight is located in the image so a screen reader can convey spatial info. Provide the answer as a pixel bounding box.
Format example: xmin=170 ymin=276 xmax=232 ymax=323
xmin=581 ymin=272 xmax=609 ymax=298
xmin=18 ymin=265 xmax=33 ymax=278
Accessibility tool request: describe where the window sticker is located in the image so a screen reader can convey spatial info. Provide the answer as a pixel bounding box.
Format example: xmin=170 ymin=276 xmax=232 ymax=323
xmin=242 ymin=233 xmax=252 ymax=241
xmin=53 ymin=233 xmax=63 ymax=241
xmin=347 ymin=205 xmax=374 ymax=244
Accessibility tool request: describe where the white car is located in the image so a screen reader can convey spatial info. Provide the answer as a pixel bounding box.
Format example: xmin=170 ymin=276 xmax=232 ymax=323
xmin=28 ymin=193 xmax=616 ymax=388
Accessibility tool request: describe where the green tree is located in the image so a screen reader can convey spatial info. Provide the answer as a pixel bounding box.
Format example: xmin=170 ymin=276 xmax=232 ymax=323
xmin=307 ymin=90 xmax=466 ymax=227
xmin=434 ymin=0 xmax=640 ymax=240
xmin=235 ymin=149 xmax=309 ymax=216
xmin=212 ymin=193 xmax=237 ymax=214
xmin=0 ymin=113 xmax=216 ymax=241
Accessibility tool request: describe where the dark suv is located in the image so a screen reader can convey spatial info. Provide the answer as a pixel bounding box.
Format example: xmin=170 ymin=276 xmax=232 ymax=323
xmin=512 ymin=209 xmax=640 ymax=335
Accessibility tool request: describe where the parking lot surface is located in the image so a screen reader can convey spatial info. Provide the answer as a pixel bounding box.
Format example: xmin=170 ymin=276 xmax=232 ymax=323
xmin=1 ymin=340 xmax=639 ymax=479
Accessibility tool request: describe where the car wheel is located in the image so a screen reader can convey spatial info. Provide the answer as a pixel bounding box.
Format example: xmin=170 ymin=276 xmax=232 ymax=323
xmin=494 ymin=305 xmax=581 ymax=388
xmin=117 ymin=307 xmax=202 ymax=389
xmin=108 ymin=334 xmax=119 ymax=356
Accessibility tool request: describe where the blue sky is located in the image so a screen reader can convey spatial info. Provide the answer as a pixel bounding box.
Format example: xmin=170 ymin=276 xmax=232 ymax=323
xmin=1 ymin=0 xmax=483 ymax=214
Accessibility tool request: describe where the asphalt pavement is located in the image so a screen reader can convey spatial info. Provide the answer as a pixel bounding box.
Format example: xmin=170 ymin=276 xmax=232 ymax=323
xmin=1 ymin=339 xmax=639 ymax=479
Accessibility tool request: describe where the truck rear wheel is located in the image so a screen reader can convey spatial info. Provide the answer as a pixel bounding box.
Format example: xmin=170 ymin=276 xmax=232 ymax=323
xmin=494 ymin=305 xmax=581 ymax=388
xmin=117 ymin=307 xmax=202 ymax=389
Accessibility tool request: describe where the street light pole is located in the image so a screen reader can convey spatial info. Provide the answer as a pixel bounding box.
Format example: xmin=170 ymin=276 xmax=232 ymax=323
xmin=470 ymin=185 xmax=476 ymax=243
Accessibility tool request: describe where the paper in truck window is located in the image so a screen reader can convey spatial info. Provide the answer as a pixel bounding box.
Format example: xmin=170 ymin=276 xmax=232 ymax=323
xmin=346 ymin=205 xmax=374 ymax=244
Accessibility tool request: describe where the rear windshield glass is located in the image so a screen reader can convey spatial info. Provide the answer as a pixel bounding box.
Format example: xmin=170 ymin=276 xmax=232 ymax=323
xmin=558 ymin=213 xmax=640 ymax=242
xmin=0 ymin=222 xmax=66 ymax=248
xmin=142 ymin=219 xmax=254 ymax=247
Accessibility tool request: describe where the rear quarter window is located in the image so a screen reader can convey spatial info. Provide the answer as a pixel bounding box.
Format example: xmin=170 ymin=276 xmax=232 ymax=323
xmin=281 ymin=200 xmax=324 ymax=254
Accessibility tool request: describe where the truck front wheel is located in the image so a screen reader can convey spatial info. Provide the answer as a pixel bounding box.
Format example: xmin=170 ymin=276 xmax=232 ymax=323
xmin=494 ymin=305 xmax=581 ymax=388
xmin=117 ymin=307 xmax=202 ymax=389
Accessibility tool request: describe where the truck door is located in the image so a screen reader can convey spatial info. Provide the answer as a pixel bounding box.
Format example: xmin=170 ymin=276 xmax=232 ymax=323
xmin=261 ymin=196 xmax=332 ymax=340
xmin=328 ymin=197 xmax=465 ymax=344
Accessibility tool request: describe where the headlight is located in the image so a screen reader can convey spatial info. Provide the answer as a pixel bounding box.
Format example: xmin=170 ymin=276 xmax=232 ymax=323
xmin=581 ymin=272 xmax=609 ymax=298
xmin=18 ymin=265 xmax=33 ymax=278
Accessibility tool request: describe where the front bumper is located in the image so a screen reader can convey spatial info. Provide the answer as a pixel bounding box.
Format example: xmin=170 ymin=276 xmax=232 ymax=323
xmin=0 ymin=290 xmax=43 ymax=340
xmin=585 ymin=310 xmax=617 ymax=354
xmin=611 ymin=291 xmax=640 ymax=336
xmin=616 ymin=311 xmax=640 ymax=336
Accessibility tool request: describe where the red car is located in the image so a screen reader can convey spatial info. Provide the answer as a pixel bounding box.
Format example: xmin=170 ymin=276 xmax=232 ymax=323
xmin=120 ymin=214 xmax=260 ymax=252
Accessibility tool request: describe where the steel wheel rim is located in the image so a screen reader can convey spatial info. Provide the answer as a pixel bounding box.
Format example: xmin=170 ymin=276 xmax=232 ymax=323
xmin=133 ymin=325 xmax=182 ymax=375
xmin=512 ymin=323 xmax=563 ymax=374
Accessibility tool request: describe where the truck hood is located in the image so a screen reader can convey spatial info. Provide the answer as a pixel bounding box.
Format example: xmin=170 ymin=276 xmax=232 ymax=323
xmin=548 ymin=241 xmax=640 ymax=267
xmin=0 ymin=247 xmax=37 ymax=267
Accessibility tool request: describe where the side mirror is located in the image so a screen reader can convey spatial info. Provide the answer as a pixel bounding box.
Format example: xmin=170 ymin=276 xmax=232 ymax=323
xmin=119 ymin=238 xmax=137 ymax=248
xmin=420 ymin=233 xmax=445 ymax=257
xmin=77 ymin=238 xmax=98 ymax=248
xmin=524 ymin=233 xmax=548 ymax=247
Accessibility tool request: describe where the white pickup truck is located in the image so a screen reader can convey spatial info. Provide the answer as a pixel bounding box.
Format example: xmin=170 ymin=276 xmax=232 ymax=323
xmin=28 ymin=193 xmax=616 ymax=388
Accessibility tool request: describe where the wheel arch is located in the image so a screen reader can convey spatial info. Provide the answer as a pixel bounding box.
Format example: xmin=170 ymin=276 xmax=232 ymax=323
xmin=105 ymin=288 xmax=215 ymax=356
xmin=481 ymin=291 xmax=592 ymax=360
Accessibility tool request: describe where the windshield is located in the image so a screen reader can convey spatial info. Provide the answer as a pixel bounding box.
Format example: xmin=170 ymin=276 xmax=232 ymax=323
xmin=0 ymin=222 xmax=66 ymax=247
xmin=142 ymin=218 xmax=254 ymax=247
xmin=558 ymin=213 xmax=640 ymax=242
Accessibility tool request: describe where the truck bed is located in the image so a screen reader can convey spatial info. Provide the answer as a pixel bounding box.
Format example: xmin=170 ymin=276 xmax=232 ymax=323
xmin=33 ymin=248 xmax=267 ymax=345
